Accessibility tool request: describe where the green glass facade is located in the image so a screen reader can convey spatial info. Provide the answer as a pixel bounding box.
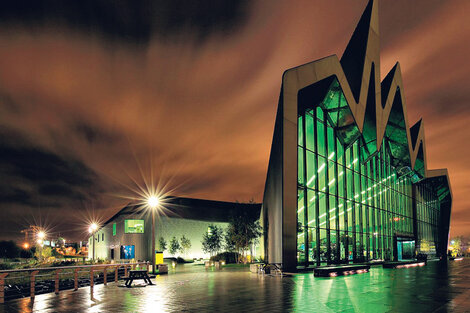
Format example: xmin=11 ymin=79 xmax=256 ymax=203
xmin=296 ymin=81 xmax=440 ymax=266
xmin=415 ymin=183 xmax=440 ymax=256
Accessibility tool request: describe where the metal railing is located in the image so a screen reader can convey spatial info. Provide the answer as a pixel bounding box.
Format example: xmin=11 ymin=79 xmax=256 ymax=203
xmin=0 ymin=262 xmax=149 ymax=303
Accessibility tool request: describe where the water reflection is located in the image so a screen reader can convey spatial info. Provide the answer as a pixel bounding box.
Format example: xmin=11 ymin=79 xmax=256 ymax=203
xmin=290 ymin=260 xmax=465 ymax=312
xmin=3 ymin=260 xmax=469 ymax=313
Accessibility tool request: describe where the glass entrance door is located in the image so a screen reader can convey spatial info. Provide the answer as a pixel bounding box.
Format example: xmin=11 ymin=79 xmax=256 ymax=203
xmin=397 ymin=237 xmax=415 ymax=260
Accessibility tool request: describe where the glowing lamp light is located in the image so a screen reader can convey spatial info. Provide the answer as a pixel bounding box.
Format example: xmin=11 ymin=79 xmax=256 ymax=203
xmin=89 ymin=223 xmax=98 ymax=233
xmin=23 ymin=243 xmax=29 ymax=249
xmin=147 ymin=195 xmax=160 ymax=209
xmin=37 ymin=231 xmax=45 ymax=240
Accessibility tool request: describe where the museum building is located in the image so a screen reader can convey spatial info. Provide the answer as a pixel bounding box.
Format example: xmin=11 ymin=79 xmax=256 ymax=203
xmin=88 ymin=197 xmax=261 ymax=261
xmin=260 ymin=0 xmax=452 ymax=270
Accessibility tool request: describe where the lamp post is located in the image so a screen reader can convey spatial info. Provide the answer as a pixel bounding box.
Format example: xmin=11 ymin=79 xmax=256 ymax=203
xmin=88 ymin=223 xmax=98 ymax=262
xmin=147 ymin=195 xmax=159 ymax=273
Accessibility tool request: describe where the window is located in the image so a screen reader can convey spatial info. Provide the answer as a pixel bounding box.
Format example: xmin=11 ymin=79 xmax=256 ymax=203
xmin=102 ymin=233 xmax=104 ymax=241
xmin=113 ymin=223 xmax=116 ymax=236
xmin=124 ymin=220 xmax=145 ymax=234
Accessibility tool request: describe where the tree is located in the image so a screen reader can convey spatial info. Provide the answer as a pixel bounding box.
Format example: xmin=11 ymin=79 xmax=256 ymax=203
xmin=224 ymin=229 xmax=236 ymax=252
xmin=35 ymin=246 xmax=52 ymax=261
xmin=56 ymin=237 xmax=66 ymax=248
xmin=169 ymin=236 xmax=181 ymax=256
xmin=20 ymin=248 xmax=33 ymax=259
xmin=180 ymin=235 xmax=192 ymax=256
xmin=225 ymin=212 xmax=262 ymax=263
xmin=158 ymin=237 xmax=167 ymax=252
xmin=449 ymin=237 xmax=462 ymax=257
xmin=0 ymin=241 xmax=20 ymax=259
xmin=202 ymin=225 xmax=223 ymax=257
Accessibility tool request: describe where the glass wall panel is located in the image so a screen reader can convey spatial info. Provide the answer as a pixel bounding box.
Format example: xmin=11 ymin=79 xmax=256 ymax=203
xmin=295 ymin=81 xmax=431 ymax=266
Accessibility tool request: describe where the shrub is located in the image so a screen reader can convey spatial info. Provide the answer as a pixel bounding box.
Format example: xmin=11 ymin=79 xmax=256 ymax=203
xmin=210 ymin=252 xmax=240 ymax=264
xmin=176 ymin=257 xmax=194 ymax=264
xmin=0 ymin=263 xmax=14 ymax=270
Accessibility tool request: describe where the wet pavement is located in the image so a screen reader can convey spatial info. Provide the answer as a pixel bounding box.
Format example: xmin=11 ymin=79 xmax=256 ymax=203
xmin=1 ymin=259 xmax=470 ymax=313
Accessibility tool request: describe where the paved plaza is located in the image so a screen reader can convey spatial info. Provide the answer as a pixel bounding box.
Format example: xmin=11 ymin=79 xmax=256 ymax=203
xmin=1 ymin=259 xmax=469 ymax=313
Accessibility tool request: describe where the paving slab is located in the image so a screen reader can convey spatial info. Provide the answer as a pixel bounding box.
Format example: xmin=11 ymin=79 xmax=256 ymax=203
xmin=1 ymin=259 xmax=469 ymax=313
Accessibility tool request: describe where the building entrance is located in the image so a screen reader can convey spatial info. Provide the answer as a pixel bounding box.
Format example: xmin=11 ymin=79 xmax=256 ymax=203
xmin=397 ymin=237 xmax=415 ymax=261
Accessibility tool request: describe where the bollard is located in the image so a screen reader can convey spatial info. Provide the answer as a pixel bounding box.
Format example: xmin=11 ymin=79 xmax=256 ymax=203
xmin=30 ymin=271 xmax=39 ymax=299
xmin=0 ymin=273 xmax=8 ymax=304
xmin=55 ymin=269 xmax=62 ymax=294
xmin=115 ymin=266 xmax=118 ymax=282
xmin=74 ymin=269 xmax=79 ymax=291
xmin=103 ymin=267 xmax=107 ymax=285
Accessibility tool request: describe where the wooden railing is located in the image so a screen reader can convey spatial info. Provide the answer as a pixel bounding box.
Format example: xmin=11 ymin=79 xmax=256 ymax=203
xmin=0 ymin=262 xmax=149 ymax=303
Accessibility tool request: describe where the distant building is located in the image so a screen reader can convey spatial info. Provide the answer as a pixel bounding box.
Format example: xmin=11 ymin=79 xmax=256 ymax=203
xmin=88 ymin=197 xmax=261 ymax=261
xmin=261 ymin=0 xmax=452 ymax=270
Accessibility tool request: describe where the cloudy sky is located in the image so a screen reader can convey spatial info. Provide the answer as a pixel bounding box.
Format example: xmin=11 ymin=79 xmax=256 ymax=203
xmin=0 ymin=0 xmax=468 ymax=241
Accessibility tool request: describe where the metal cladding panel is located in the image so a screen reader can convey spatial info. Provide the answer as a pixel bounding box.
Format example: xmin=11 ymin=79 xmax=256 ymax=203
xmin=262 ymin=94 xmax=284 ymax=264
xmin=282 ymin=101 xmax=298 ymax=271
xmin=426 ymin=169 xmax=453 ymax=258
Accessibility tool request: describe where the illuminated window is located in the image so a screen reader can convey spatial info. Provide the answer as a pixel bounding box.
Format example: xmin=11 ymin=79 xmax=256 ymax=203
xmin=113 ymin=223 xmax=116 ymax=236
xmin=124 ymin=220 xmax=145 ymax=234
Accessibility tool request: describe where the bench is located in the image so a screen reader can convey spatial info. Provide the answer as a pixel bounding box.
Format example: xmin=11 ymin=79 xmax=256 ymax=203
xmin=123 ymin=270 xmax=153 ymax=287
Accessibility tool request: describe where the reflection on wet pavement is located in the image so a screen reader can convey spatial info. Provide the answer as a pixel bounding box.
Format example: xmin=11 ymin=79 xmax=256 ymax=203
xmin=1 ymin=259 xmax=469 ymax=313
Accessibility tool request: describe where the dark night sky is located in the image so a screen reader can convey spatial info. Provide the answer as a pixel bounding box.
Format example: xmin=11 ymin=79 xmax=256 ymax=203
xmin=0 ymin=0 xmax=468 ymax=242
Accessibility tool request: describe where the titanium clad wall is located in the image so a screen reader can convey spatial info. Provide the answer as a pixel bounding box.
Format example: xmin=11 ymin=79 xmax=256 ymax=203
xmin=262 ymin=96 xmax=284 ymax=265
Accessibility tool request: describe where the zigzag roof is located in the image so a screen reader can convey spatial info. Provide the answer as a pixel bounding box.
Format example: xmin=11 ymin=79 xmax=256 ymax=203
xmin=281 ymin=0 xmax=436 ymax=180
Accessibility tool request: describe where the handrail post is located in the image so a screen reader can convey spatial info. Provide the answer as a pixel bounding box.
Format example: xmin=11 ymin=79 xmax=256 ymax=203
xmin=90 ymin=268 xmax=94 ymax=292
xmin=74 ymin=269 xmax=79 ymax=291
xmin=30 ymin=270 xmax=39 ymax=299
xmin=115 ymin=266 xmax=118 ymax=282
xmin=0 ymin=273 xmax=8 ymax=304
xmin=55 ymin=269 xmax=62 ymax=294
xmin=124 ymin=265 xmax=128 ymax=277
xmin=103 ymin=267 xmax=107 ymax=285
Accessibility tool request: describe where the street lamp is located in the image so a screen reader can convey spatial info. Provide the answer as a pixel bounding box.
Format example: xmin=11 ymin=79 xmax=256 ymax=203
xmin=147 ymin=195 xmax=160 ymax=273
xmin=89 ymin=223 xmax=98 ymax=262
xmin=36 ymin=230 xmax=46 ymax=262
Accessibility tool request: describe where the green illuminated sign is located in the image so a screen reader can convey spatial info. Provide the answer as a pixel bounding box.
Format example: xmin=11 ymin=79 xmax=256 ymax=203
xmin=124 ymin=220 xmax=144 ymax=234
xmin=113 ymin=223 xmax=116 ymax=236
